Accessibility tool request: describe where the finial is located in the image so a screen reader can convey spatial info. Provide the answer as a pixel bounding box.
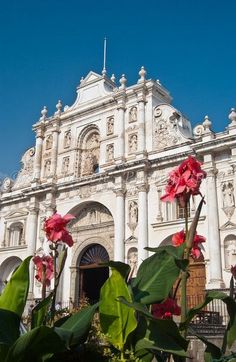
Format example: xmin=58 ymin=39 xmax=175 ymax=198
xmin=40 ymin=106 xmax=48 ymax=121
xmin=202 ymin=115 xmax=212 ymax=131
xmin=119 ymin=74 xmax=127 ymax=89
xmin=138 ymin=66 xmax=147 ymax=83
xmin=55 ymin=100 xmax=62 ymax=116
xmin=111 ymin=74 xmax=116 ymax=83
xmin=156 ymin=79 xmax=161 ymax=85
xmin=229 ymin=108 xmax=236 ymax=124
xmin=102 ymin=37 xmax=107 ymax=77
xmin=80 ymin=77 xmax=84 ymax=84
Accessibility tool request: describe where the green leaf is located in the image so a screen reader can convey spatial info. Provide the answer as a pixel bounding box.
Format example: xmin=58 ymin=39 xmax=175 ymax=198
xmin=31 ymin=293 xmax=53 ymax=329
xmin=5 ymin=326 xmax=66 ymax=362
xmin=0 ymin=256 xmax=32 ymax=317
xmin=58 ymin=303 xmax=98 ymax=346
xmin=0 ymin=309 xmax=20 ymax=346
xmin=101 ymin=261 xmax=131 ymax=279
xmin=99 ymin=267 xmax=137 ymax=350
xmin=135 ymin=318 xmax=188 ymax=357
xmin=183 ymin=291 xmax=236 ymax=349
xmin=132 ymin=249 xmax=182 ymax=304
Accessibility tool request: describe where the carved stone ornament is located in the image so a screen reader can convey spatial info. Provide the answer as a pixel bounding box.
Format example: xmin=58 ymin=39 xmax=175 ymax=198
xmin=128 ymin=133 xmax=138 ymax=153
xmin=13 ymin=147 xmax=35 ymax=189
xmin=127 ymin=247 xmax=138 ymax=278
xmin=193 ymin=124 xmax=204 ymax=137
xmin=106 ymin=143 xmax=114 ymax=161
xmin=106 ymin=117 xmax=114 ymax=135
xmin=71 ymin=204 xmax=113 ymax=229
xmin=128 ymin=200 xmax=138 ymax=232
xmin=153 ymin=104 xmax=192 ymax=150
xmin=2 ymin=177 xmax=13 ymax=192
xmin=129 ymin=106 xmax=137 ymax=123
xmin=222 ymin=182 xmax=235 ymax=219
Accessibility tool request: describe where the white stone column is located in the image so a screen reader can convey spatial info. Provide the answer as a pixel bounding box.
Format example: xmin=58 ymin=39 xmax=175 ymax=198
xmin=51 ymin=122 xmax=60 ymax=177
xmin=138 ymin=183 xmax=149 ymax=266
xmin=114 ymin=188 xmax=125 ymax=261
xmin=206 ymin=168 xmax=224 ymax=289
xmin=137 ymin=99 xmax=146 ymax=153
xmin=33 ymin=127 xmax=44 ymax=181
xmin=26 ymin=197 xmax=39 ymax=297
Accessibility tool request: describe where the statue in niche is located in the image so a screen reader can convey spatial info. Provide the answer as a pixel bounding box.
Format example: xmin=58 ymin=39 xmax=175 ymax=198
xmin=129 ymin=107 xmax=137 ymax=123
xmin=225 ymin=238 xmax=236 ymax=269
xmin=106 ymin=144 xmax=114 ymax=161
xmin=129 ymin=133 xmax=138 ymax=153
xmin=62 ymin=157 xmax=70 ymax=175
xmin=107 ymin=117 xmax=114 ymax=135
xmin=81 ymin=151 xmax=94 ymax=175
xmin=222 ymin=182 xmax=235 ymax=218
xmin=128 ymin=200 xmax=138 ymax=232
xmin=44 ymin=159 xmax=51 ymax=177
xmin=127 ymin=248 xmax=138 ymax=278
xmin=45 ymin=135 xmax=53 ymax=150
xmin=89 ymin=133 xmax=99 ymax=149
xmin=89 ymin=209 xmax=96 ymax=224
xmin=64 ymin=131 xmax=71 ymax=148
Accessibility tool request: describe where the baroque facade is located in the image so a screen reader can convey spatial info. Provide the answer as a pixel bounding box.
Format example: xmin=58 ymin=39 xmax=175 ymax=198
xmin=1 ymin=67 xmax=236 ymax=304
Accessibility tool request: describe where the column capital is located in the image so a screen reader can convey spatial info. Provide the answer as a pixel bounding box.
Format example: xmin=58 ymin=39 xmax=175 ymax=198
xmin=137 ymin=183 xmax=149 ymax=193
xmin=206 ymin=168 xmax=218 ymax=178
xmin=35 ymin=125 xmax=45 ymax=139
xmin=114 ymin=187 xmax=126 ymax=197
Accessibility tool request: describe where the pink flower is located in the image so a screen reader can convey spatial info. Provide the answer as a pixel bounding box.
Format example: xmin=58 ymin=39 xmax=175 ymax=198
xmin=44 ymin=213 xmax=75 ymax=247
xmin=152 ymin=298 xmax=181 ymax=319
xmin=161 ymin=156 xmax=206 ymax=207
xmin=231 ymin=265 xmax=236 ymax=279
xmin=172 ymin=230 xmax=206 ymax=259
xmin=33 ymin=255 xmax=54 ymax=286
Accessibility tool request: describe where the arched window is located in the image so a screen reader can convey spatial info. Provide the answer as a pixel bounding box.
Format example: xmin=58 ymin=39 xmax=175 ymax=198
xmin=9 ymin=222 xmax=24 ymax=247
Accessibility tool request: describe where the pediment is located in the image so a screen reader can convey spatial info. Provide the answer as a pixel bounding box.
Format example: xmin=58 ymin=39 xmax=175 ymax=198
xmin=81 ymin=71 xmax=103 ymax=85
xmin=5 ymin=209 xmax=29 ymax=219
xmin=220 ymin=220 xmax=236 ymax=230
xmin=125 ymin=236 xmax=138 ymax=244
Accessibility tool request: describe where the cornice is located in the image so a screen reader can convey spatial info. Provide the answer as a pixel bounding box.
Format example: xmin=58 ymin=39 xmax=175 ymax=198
xmin=192 ymin=134 xmax=236 ymax=154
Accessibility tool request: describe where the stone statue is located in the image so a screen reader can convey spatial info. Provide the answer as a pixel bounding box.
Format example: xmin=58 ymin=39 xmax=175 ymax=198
xmin=107 ymin=117 xmax=114 ymax=135
xmin=129 ymin=134 xmax=138 ymax=153
xmin=127 ymin=248 xmax=138 ymax=277
xmin=89 ymin=133 xmax=99 ymax=149
xmin=129 ymin=200 xmax=138 ymax=227
xmin=129 ymin=107 xmax=137 ymax=122
xmin=64 ymin=131 xmax=71 ymax=148
xmin=225 ymin=238 xmax=236 ymax=269
xmin=81 ymin=151 xmax=94 ymax=175
xmin=106 ymin=144 xmax=114 ymax=161
xmin=45 ymin=135 xmax=53 ymax=150
xmin=62 ymin=157 xmax=70 ymax=174
xmin=44 ymin=159 xmax=51 ymax=177
xmin=222 ymin=182 xmax=235 ymax=208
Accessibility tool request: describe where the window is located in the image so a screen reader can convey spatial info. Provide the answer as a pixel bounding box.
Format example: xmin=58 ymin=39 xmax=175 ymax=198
xmin=177 ymin=204 xmax=190 ymax=219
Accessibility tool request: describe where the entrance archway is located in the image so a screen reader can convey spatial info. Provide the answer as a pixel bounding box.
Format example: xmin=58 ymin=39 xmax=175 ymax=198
xmin=0 ymin=256 xmax=22 ymax=293
xmin=79 ymin=244 xmax=109 ymax=303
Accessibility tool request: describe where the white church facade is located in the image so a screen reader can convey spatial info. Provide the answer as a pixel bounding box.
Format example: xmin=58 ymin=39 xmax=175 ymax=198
xmin=0 ymin=67 xmax=236 ymax=305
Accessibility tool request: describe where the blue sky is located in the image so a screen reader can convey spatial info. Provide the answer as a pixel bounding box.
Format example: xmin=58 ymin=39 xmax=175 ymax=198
xmin=0 ymin=0 xmax=236 ymax=177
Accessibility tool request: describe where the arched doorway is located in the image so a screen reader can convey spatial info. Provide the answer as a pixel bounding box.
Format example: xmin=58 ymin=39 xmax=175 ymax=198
xmin=0 ymin=256 xmax=22 ymax=293
xmin=79 ymin=244 xmax=109 ymax=303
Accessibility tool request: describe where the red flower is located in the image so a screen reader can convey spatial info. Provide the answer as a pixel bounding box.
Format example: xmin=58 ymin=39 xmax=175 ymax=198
xmin=44 ymin=213 xmax=75 ymax=247
xmin=161 ymin=156 xmax=206 ymax=207
xmin=172 ymin=230 xmax=206 ymax=259
xmin=231 ymin=265 xmax=236 ymax=280
xmin=33 ymin=255 xmax=54 ymax=286
xmin=152 ymin=298 xmax=181 ymax=319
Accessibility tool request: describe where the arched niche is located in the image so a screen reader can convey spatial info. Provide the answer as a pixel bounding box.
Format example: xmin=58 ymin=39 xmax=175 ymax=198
xmin=8 ymin=221 xmax=24 ymax=246
xmin=224 ymin=234 xmax=236 ymax=270
xmin=0 ymin=256 xmax=22 ymax=293
xmin=77 ymin=125 xmax=100 ymax=177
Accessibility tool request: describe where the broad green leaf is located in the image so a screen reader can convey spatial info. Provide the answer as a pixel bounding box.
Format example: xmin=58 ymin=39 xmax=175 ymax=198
xmin=0 ymin=256 xmax=32 ymax=317
xmin=183 ymin=291 xmax=236 ymax=349
xmin=132 ymin=250 xmax=182 ymax=304
xmin=0 ymin=309 xmax=20 ymax=346
xmin=100 ymin=261 xmax=131 ymax=279
xmin=145 ymin=243 xmax=185 ymax=259
xmin=135 ymin=318 xmax=188 ymax=357
xmin=5 ymin=326 xmax=66 ymax=362
xmin=99 ymin=267 xmax=137 ymax=350
xmin=31 ymin=293 xmax=53 ymax=329
xmin=58 ymin=303 xmax=98 ymax=346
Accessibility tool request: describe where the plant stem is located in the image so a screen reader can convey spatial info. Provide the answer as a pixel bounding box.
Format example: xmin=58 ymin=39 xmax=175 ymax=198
xmin=50 ymin=247 xmax=58 ymax=324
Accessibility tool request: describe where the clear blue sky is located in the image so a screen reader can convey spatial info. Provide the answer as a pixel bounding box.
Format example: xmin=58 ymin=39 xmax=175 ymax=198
xmin=0 ymin=0 xmax=235 ymax=178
